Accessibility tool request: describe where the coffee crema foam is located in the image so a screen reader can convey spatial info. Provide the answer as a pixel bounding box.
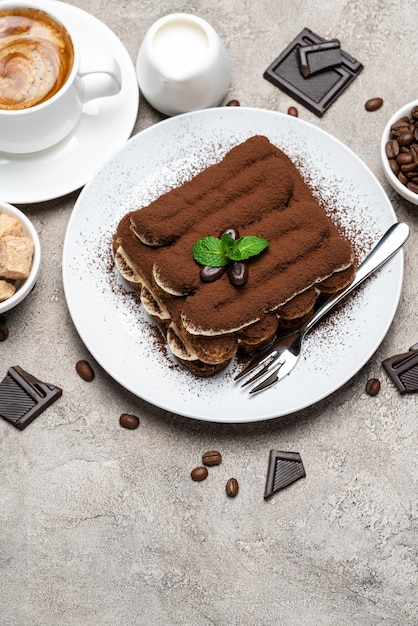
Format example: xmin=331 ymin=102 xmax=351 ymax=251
xmin=0 ymin=7 xmax=74 ymax=110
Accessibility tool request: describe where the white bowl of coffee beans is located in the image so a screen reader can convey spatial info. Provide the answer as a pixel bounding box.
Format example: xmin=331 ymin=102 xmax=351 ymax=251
xmin=0 ymin=200 xmax=41 ymax=314
xmin=381 ymin=100 xmax=418 ymax=205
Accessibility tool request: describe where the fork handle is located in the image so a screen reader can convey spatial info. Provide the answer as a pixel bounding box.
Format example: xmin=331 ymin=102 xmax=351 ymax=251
xmin=304 ymin=222 xmax=409 ymax=336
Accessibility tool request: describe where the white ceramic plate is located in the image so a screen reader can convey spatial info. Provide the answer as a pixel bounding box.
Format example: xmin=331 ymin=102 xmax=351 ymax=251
xmin=0 ymin=0 xmax=139 ymax=204
xmin=62 ymin=107 xmax=403 ymax=423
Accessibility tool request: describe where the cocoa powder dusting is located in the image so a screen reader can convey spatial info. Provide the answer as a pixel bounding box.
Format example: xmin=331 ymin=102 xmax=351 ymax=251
xmin=120 ymin=136 xmax=354 ymax=337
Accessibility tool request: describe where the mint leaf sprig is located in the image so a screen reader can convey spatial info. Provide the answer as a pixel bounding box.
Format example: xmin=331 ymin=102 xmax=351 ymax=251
xmin=193 ymin=233 xmax=269 ymax=268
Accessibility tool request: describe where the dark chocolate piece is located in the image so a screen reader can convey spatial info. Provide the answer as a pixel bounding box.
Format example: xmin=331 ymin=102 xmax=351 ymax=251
xmin=264 ymin=450 xmax=306 ymax=499
xmin=263 ymin=28 xmax=363 ymax=117
xmin=0 ymin=366 xmax=62 ymax=430
xmin=297 ymin=39 xmax=342 ymax=77
xmin=382 ymin=345 xmax=418 ymax=394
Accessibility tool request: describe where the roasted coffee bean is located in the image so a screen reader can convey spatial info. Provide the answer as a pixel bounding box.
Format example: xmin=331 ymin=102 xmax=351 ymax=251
xmin=202 ymin=450 xmax=222 ymax=466
xmin=410 ymin=145 xmax=418 ymax=164
xmin=365 ymin=97 xmax=383 ymax=111
xmin=402 ymin=166 xmax=417 ymax=180
xmin=75 ymin=359 xmax=95 ymax=381
xmin=226 ymin=477 xmax=239 ymax=497
xmin=398 ymin=171 xmax=408 ymax=185
xmin=398 ymin=131 xmax=415 ymax=146
xmin=391 ymin=116 xmax=410 ymax=131
xmin=389 ymin=159 xmax=399 ymax=174
xmin=0 ymin=322 xmax=9 ymax=341
xmin=287 ymin=106 xmax=298 ymax=116
xmin=119 ymin=413 xmax=140 ymax=429
xmin=191 ymin=466 xmax=208 ymax=482
xmin=396 ymin=152 xmax=413 ymax=165
xmin=226 ymin=99 xmax=240 ymax=106
xmin=412 ymin=106 xmax=418 ymax=119
xmin=227 ymin=261 xmax=248 ymax=286
xmin=401 ymin=162 xmax=417 ymax=173
xmin=200 ymin=265 xmax=226 ymax=282
xmin=385 ymin=139 xmax=399 ymax=159
xmin=365 ymin=378 xmax=380 ymax=396
xmin=407 ymin=182 xmax=418 ymax=193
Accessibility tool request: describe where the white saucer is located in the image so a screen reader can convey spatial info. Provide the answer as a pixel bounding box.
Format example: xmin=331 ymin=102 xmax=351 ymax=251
xmin=0 ymin=0 xmax=139 ymax=205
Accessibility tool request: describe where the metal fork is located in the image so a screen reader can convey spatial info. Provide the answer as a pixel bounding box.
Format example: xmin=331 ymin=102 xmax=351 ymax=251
xmin=235 ymin=222 xmax=409 ymax=395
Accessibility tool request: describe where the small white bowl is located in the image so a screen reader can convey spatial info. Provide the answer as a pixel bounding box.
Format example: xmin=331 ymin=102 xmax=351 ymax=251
xmin=381 ymin=99 xmax=418 ymax=205
xmin=0 ymin=200 xmax=41 ymax=314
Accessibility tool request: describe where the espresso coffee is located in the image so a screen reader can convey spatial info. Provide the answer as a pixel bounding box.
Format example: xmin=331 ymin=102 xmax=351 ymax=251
xmin=0 ymin=7 xmax=74 ymax=110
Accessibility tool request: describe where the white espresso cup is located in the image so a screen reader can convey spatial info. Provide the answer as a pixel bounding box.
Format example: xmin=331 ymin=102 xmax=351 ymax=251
xmin=0 ymin=1 xmax=122 ymax=153
xmin=136 ymin=13 xmax=230 ymax=116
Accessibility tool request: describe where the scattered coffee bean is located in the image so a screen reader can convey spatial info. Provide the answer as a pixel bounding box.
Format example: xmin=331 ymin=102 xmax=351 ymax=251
xmin=200 ymin=265 xmax=226 ymax=282
xmin=0 ymin=322 xmax=9 ymax=341
xmin=385 ymin=105 xmax=418 ymax=194
xmin=287 ymin=106 xmax=298 ymax=117
xmin=191 ymin=466 xmax=208 ymax=482
xmin=119 ymin=413 xmax=140 ymax=429
xmin=226 ymin=99 xmax=240 ymax=106
xmin=227 ymin=261 xmax=248 ymax=286
xmin=75 ymin=359 xmax=95 ymax=382
xmin=365 ymin=97 xmax=383 ymax=111
xmin=225 ymin=477 xmax=239 ymax=497
xmin=365 ymin=378 xmax=381 ymax=396
xmin=202 ymin=450 xmax=222 ymax=466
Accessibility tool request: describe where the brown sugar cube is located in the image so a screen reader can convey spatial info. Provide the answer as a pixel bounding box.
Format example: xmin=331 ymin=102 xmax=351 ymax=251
xmin=0 ymin=235 xmax=34 ymax=280
xmin=0 ymin=213 xmax=22 ymax=238
xmin=0 ymin=279 xmax=16 ymax=301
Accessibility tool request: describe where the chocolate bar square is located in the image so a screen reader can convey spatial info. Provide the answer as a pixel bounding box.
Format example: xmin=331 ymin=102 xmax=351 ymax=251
xmin=0 ymin=366 xmax=62 ymax=430
xmin=263 ymin=28 xmax=363 ymax=116
xmin=382 ymin=346 xmax=418 ymax=394
xmin=264 ymin=450 xmax=306 ymax=499
xmin=297 ymin=39 xmax=342 ymax=77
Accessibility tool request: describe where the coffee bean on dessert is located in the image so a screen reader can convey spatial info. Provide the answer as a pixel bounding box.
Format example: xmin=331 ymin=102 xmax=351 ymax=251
xmin=287 ymin=106 xmax=298 ymax=116
xmin=225 ymin=477 xmax=239 ymax=497
xmin=0 ymin=322 xmax=9 ymax=341
xmin=226 ymin=99 xmax=240 ymax=106
xmin=365 ymin=378 xmax=381 ymax=396
xmin=191 ymin=466 xmax=208 ymax=482
xmin=119 ymin=413 xmax=140 ymax=429
xmin=200 ymin=265 xmax=226 ymax=282
xmin=228 ymin=261 xmax=248 ymax=286
xmin=202 ymin=450 xmax=222 ymax=466
xmin=365 ymin=97 xmax=383 ymax=111
xmin=75 ymin=359 xmax=95 ymax=381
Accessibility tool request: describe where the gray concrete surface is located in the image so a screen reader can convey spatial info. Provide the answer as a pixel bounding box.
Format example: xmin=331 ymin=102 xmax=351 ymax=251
xmin=1 ymin=1 xmax=418 ymax=624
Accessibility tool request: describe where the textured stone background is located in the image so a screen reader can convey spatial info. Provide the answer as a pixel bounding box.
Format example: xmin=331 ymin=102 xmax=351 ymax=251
xmin=1 ymin=1 xmax=418 ymax=624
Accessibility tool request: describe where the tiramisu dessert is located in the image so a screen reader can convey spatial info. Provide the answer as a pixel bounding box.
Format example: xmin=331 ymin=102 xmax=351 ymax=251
xmin=113 ymin=135 xmax=355 ymax=376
